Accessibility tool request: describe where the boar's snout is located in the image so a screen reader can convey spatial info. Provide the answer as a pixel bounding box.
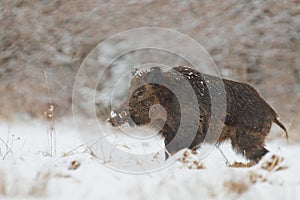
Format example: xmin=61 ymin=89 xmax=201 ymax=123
xmin=107 ymin=110 xmax=132 ymax=127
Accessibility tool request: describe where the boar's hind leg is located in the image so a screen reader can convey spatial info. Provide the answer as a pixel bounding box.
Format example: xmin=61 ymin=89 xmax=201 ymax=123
xmin=231 ymin=127 xmax=269 ymax=163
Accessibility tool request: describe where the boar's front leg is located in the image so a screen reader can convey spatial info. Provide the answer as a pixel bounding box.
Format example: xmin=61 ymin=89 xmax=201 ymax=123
xmin=160 ymin=123 xmax=183 ymax=160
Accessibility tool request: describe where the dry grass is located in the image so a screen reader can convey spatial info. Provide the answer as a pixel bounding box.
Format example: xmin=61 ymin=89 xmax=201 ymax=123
xmin=248 ymin=171 xmax=266 ymax=184
xmin=261 ymin=154 xmax=288 ymax=172
xmin=224 ymin=180 xmax=249 ymax=195
xmin=0 ymin=167 xmax=52 ymax=197
xmin=0 ymin=171 xmax=7 ymax=196
xmin=224 ymin=156 xmax=286 ymax=196
xmin=229 ymin=161 xmax=256 ymax=168
xmin=178 ymin=150 xmax=206 ymax=170
xmin=69 ymin=160 xmax=81 ymax=170
xmin=28 ymin=171 xmax=51 ymax=197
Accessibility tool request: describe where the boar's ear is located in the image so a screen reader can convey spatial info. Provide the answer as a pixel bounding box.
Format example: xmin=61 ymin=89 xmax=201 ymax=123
xmin=144 ymin=67 xmax=163 ymax=83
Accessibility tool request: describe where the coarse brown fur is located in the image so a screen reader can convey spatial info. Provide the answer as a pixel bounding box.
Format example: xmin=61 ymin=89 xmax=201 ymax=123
xmin=108 ymin=66 xmax=288 ymax=162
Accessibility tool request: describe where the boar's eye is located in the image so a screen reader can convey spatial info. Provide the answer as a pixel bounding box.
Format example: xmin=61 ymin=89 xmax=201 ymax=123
xmin=135 ymin=90 xmax=144 ymax=97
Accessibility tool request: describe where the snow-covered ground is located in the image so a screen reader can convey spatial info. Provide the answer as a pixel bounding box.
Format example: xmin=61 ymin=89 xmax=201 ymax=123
xmin=0 ymin=119 xmax=299 ymax=200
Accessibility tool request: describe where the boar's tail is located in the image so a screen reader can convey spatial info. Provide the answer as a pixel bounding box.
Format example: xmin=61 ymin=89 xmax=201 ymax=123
xmin=273 ymin=117 xmax=289 ymax=142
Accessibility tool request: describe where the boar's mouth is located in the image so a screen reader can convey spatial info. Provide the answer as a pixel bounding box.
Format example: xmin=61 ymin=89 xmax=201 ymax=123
xmin=108 ymin=104 xmax=166 ymax=129
xmin=107 ymin=115 xmax=120 ymax=127
xmin=107 ymin=110 xmax=135 ymax=127
xmin=107 ymin=109 xmax=151 ymax=127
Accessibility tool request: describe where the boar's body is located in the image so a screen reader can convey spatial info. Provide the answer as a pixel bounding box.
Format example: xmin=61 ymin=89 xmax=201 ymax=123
xmin=108 ymin=66 xmax=287 ymax=162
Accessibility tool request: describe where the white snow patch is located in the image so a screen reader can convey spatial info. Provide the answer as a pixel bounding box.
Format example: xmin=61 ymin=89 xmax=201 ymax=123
xmin=0 ymin=119 xmax=299 ymax=199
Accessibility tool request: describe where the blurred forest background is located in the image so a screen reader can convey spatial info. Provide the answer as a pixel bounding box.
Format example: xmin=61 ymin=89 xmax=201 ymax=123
xmin=0 ymin=0 xmax=299 ymax=138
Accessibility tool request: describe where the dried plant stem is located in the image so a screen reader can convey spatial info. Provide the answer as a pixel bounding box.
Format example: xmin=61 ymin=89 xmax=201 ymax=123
xmin=47 ymin=108 xmax=56 ymax=157
xmin=216 ymin=145 xmax=230 ymax=166
xmin=56 ymin=133 xmax=115 ymax=160
xmin=44 ymin=71 xmax=56 ymax=157
xmin=0 ymin=137 xmax=13 ymax=160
